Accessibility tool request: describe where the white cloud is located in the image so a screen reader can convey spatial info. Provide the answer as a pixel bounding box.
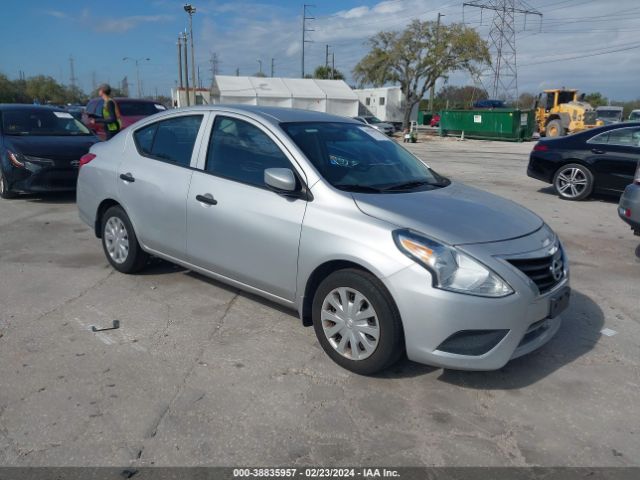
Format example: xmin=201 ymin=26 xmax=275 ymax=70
xmin=95 ymin=14 xmax=173 ymax=33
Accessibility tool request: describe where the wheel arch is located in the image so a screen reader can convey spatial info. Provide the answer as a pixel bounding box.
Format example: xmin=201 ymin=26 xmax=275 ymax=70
xmin=94 ymin=198 xmax=123 ymax=238
xmin=300 ymin=260 xmax=385 ymax=327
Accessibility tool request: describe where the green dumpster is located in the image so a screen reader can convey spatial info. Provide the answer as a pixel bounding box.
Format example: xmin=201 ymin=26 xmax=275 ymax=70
xmin=439 ymin=109 xmax=535 ymax=141
xmin=418 ymin=111 xmax=433 ymax=126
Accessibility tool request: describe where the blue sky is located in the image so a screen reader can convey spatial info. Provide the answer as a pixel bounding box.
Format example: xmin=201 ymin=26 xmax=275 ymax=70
xmin=2 ymin=0 xmax=640 ymax=100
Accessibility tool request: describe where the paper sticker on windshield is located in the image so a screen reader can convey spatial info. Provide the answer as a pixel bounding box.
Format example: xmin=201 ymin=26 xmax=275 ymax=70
xmin=358 ymin=126 xmax=392 ymax=142
xmin=53 ymin=112 xmax=74 ymax=119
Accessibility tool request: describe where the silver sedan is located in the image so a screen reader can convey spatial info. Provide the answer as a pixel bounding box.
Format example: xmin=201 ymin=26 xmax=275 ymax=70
xmin=77 ymin=106 xmax=570 ymax=374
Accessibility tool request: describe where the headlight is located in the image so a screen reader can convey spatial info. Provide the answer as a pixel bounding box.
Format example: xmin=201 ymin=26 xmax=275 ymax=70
xmin=393 ymin=229 xmax=513 ymax=298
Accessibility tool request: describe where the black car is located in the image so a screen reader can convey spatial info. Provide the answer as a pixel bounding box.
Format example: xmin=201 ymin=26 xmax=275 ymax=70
xmin=0 ymin=105 xmax=99 ymax=198
xmin=527 ymin=122 xmax=640 ymax=200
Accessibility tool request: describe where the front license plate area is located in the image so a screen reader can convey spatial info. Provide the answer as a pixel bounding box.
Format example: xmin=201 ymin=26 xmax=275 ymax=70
xmin=549 ymin=287 xmax=571 ymax=318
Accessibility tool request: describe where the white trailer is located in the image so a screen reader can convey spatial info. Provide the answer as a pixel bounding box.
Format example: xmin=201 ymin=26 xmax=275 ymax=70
xmin=354 ymin=86 xmax=418 ymax=125
xmin=210 ymin=76 xmax=359 ymax=117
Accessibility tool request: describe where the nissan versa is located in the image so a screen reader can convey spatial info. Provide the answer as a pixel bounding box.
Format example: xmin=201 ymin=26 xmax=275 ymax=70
xmin=77 ymin=106 xmax=570 ymax=374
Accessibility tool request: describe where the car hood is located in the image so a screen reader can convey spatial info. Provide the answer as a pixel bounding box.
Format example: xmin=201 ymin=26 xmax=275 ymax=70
xmin=4 ymin=135 xmax=99 ymax=160
xmin=352 ymin=182 xmax=543 ymax=245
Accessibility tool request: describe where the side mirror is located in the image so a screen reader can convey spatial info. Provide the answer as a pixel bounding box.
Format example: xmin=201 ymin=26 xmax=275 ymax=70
xmin=265 ymin=168 xmax=296 ymax=192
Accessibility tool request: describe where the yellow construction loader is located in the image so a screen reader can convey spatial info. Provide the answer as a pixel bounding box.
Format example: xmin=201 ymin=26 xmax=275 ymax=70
xmin=535 ymin=89 xmax=603 ymax=137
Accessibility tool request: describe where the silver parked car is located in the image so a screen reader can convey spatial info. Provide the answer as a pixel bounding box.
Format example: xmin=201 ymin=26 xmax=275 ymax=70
xmin=354 ymin=116 xmax=395 ymax=135
xmin=618 ymin=161 xmax=640 ymax=236
xmin=77 ymin=106 xmax=570 ymax=374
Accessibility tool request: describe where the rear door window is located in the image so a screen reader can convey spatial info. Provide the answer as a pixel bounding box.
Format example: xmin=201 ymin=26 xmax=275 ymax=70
xmin=589 ymin=128 xmax=640 ymax=147
xmin=133 ymin=115 xmax=203 ymax=167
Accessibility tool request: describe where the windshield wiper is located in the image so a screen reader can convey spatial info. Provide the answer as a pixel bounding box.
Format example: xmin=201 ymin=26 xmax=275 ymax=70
xmin=382 ymin=180 xmax=436 ymax=191
xmin=334 ymin=184 xmax=383 ymax=193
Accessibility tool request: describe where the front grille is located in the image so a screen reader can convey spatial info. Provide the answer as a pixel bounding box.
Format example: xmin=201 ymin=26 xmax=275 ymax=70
xmin=508 ymin=250 xmax=564 ymax=294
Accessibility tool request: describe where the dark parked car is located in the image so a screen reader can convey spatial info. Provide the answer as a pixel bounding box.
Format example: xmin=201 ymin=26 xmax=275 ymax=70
xmin=527 ymin=122 xmax=640 ymax=200
xmin=0 ymin=104 xmax=98 ymax=198
xmin=82 ymin=97 xmax=166 ymax=140
xmin=618 ymin=161 xmax=640 ymax=235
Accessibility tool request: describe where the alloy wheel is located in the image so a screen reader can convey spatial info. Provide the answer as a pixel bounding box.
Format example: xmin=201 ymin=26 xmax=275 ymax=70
xmin=555 ymin=167 xmax=588 ymax=199
xmin=104 ymin=216 xmax=130 ymax=264
xmin=321 ymin=287 xmax=380 ymax=361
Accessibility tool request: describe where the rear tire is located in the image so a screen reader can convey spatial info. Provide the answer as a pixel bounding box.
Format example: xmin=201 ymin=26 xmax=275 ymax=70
xmin=545 ymin=120 xmax=565 ymax=138
xmin=0 ymin=171 xmax=17 ymax=199
xmin=553 ymin=163 xmax=594 ymax=201
xmin=101 ymin=205 xmax=149 ymax=273
xmin=312 ymin=269 xmax=404 ymax=375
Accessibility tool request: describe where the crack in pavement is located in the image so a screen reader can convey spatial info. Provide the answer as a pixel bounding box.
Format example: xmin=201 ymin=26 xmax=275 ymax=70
xmin=135 ymin=293 xmax=240 ymax=463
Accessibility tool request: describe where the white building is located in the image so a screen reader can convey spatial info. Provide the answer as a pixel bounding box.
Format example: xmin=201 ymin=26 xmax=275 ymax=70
xmin=354 ymin=86 xmax=418 ymax=124
xmin=209 ymin=76 xmax=359 ymax=117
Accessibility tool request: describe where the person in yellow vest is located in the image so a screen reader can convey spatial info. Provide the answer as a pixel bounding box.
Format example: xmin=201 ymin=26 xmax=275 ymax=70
xmin=96 ymin=84 xmax=122 ymax=140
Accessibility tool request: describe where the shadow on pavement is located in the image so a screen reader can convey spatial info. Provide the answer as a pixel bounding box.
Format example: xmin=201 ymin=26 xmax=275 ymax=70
xmin=437 ymin=289 xmax=603 ymax=389
xmin=22 ymin=191 xmax=77 ymax=204
xmin=537 ymin=186 xmax=620 ymax=204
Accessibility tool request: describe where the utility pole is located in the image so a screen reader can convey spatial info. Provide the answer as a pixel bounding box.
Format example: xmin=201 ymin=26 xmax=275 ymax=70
xmin=69 ymin=55 xmax=77 ymax=89
xmin=271 ymin=58 xmax=275 ymax=77
xmin=197 ymin=64 xmax=202 ymax=88
xmin=235 ymin=67 xmax=240 ymax=76
xmin=257 ymin=59 xmax=263 ymax=75
xmin=177 ymin=35 xmax=184 ymax=92
xmin=184 ymin=4 xmax=197 ymax=104
xmin=331 ymin=52 xmax=335 ymax=80
xmin=301 ymin=4 xmax=315 ymax=78
xmin=463 ymin=0 xmax=542 ymax=103
xmin=428 ymin=13 xmax=444 ymax=113
xmin=325 ymin=44 xmax=329 ymax=71
xmin=123 ymin=57 xmax=150 ymax=98
xmin=183 ymin=31 xmax=190 ymax=106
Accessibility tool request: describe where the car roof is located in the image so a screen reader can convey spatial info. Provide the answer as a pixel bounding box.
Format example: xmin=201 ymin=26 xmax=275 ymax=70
xmin=153 ymin=105 xmax=361 ymax=127
xmin=0 ymin=104 xmax=66 ymax=112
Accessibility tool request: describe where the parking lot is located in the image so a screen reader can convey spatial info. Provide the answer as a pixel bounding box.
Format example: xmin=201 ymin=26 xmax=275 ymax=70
xmin=0 ymin=136 xmax=638 ymax=467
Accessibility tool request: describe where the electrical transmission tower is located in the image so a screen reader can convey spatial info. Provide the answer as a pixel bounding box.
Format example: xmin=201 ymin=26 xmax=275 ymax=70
xmin=463 ymin=0 xmax=541 ymax=104
xmin=69 ymin=55 xmax=78 ymax=89
xmin=301 ymin=4 xmax=315 ymax=78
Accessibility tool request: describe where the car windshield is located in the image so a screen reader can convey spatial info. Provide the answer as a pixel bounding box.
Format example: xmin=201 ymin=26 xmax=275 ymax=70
xmin=598 ymin=110 xmax=622 ymax=119
xmin=118 ymin=101 xmax=166 ymax=116
xmin=1 ymin=109 xmax=92 ymax=136
xmin=629 ymin=112 xmax=640 ymax=121
xmin=364 ymin=116 xmax=382 ymax=124
xmin=281 ymin=122 xmax=448 ymax=193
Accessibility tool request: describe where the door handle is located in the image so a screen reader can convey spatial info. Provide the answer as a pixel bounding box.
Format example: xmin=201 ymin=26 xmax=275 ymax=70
xmin=591 ymin=148 xmax=605 ymax=154
xmin=120 ymin=173 xmax=135 ymax=182
xmin=196 ymin=194 xmax=218 ymax=206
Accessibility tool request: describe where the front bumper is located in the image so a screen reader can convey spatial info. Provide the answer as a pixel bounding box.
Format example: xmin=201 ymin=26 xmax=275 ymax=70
xmin=5 ymin=166 xmax=79 ymax=193
xmin=618 ymin=183 xmax=640 ymax=233
xmin=383 ymin=227 xmax=569 ymax=370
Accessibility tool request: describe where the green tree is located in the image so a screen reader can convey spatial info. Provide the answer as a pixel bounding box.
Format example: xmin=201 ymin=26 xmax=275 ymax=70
xmin=518 ymin=92 xmax=536 ymax=109
xmin=25 ymin=75 xmax=68 ymax=104
xmin=312 ymin=65 xmax=345 ymax=80
xmin=0 ymin=73 xmax=19 ymax=103
xmin=353 ymin=20 xmax=490 ymax=128
xmin=436 ymin=85 xmax=488 ymax=110
xmin=584 ymin=92 xmax=608 ymax=108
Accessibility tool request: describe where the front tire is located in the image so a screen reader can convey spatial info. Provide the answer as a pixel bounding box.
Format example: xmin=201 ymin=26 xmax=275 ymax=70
xmin=312 ymin=269 xmax=403 ymax=375
xmin=0 ymin=171 xmax=17 ymax=199
xmin=101 ymin=205 xmax=149 ymax=273
xmin=545 ymin=119 xmax=565 ymax=138
xmin=553 ymin=163 xmax=594 ymax=201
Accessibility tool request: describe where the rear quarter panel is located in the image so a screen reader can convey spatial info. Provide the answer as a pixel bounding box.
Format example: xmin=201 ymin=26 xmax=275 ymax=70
xmin=76 ymin=137 xmax=125 ymax=231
